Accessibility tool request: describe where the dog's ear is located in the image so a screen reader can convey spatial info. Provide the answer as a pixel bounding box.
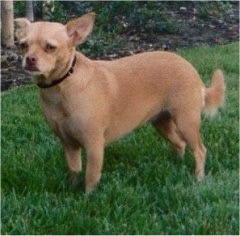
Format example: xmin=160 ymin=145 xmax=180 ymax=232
xmin=14 ymin=18 xmax=31 ymax=41
xmin=66 ymin=12 xmax=95 ymax=46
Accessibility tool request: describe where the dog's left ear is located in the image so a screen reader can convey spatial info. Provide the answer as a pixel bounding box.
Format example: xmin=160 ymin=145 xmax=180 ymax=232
xmin=66 ymin=12 xmax=96 ymax=46
xmin=14 ymin=18 xmax=31 ymax=41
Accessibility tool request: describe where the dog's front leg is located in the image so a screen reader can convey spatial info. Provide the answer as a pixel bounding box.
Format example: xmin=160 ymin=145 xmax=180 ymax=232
xmin=64 ymin=145 xmax=82 ymax=187
xmin=85 ymin=135 xmax=105 ymax=193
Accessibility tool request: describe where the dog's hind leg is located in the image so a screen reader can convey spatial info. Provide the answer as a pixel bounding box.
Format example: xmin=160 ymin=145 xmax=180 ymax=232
xmin=173 ymin=109 xmax=207 ymax=181
xmin=152 ymin=111 xmax=186 ymax=157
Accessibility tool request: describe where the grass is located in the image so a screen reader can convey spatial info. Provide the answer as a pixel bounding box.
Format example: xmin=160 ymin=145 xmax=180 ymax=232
xmin=1 ymin=42 xmax=239 ymax=235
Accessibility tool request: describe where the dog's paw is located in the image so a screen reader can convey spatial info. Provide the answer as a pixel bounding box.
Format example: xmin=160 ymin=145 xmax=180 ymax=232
xmin=173 ymin=142 xmax=186 ymax=158
xmin=196 ymin=170 xmax=205 ymax=182
xmin=69 ymin=171 xmax=84 ymax=192
xmin=85 ymin=185 xmax=96 ymax=195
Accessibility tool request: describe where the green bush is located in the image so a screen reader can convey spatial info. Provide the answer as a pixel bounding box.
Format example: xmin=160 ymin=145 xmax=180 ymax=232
xmin=14 ymin=1 xmax=179 ymax=35
xmin=197 ymin=1 xmax=233 ymax=19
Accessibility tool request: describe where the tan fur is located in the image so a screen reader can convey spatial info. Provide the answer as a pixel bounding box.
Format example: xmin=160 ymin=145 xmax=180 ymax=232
xmin=203 ymin=69 xmax=226 ymax=116
xmin=15 ymin=13 xmax=225 ymax=193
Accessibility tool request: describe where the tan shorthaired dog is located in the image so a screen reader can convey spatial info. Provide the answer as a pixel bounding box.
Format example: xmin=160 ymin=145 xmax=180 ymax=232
xmin=15 ymin=13 xmax=225 ymax=193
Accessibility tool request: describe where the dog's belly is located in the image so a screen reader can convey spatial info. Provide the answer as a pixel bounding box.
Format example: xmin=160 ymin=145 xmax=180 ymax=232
xmin=104 ymin=101 xmax=162 ymax=144
xmin=105 ymin=119 xmax=149 ymax=144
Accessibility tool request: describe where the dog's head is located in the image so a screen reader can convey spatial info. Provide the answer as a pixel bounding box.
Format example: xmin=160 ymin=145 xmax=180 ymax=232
xmin=15 ymin=13 xmax=95 ymax=78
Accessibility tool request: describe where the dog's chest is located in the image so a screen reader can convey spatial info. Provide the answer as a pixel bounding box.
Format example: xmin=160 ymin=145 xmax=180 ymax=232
xmin=40 ymin=90 xmax=84 ymax=145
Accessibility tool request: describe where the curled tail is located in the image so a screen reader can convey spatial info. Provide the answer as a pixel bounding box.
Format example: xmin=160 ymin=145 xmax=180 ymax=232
xmin=203 ymin=69 xmax=226 ymax=116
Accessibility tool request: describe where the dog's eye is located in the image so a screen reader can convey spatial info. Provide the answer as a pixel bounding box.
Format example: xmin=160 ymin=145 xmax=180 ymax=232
xmin=45 ymin=43 xmax=57 ymax=52
xmin=19 ymin=41 xmax=28 ymax=51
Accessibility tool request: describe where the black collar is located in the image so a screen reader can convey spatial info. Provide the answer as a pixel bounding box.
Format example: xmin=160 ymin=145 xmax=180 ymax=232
xmin=37 ymin=56 xmax=77 ymax=89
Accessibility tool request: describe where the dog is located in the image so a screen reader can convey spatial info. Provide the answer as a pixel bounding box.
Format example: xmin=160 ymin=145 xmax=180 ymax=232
xmin=15 ymin=13 xmax=225 ymax=193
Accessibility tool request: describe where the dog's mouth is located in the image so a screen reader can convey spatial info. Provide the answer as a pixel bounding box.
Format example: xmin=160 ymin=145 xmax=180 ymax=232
xmin=23 ymin=58 xmax=43 ymax=75
xmin=24 ymin=65 xmax=38 ymax=71
xmin=24 ymin=66 xmax=42 ymax=76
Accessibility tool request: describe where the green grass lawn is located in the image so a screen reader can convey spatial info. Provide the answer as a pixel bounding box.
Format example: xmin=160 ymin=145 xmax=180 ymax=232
xmin=1 ymin=43 xmax=239 ymax=234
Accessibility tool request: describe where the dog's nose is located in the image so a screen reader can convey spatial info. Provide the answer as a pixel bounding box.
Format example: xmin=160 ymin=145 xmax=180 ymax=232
xmin=26 ymin=56 xmax=37 ymax=70
xmin=26 ymin=56 xmax=36 ymax=65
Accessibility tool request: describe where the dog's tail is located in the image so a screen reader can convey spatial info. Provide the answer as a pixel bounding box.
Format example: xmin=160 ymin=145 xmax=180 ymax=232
xmin=203 ymin=69 xmax=226 ymax=116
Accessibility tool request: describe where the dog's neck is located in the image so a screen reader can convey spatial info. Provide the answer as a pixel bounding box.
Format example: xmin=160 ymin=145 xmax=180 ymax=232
xmin=35 ymin=53 xmax=77 ymax=89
